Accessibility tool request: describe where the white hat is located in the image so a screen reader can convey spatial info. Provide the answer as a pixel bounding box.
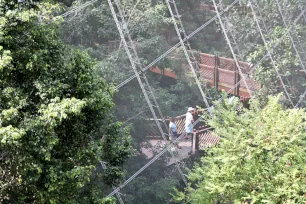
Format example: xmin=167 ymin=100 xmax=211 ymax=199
xmin=187 ymin=107 xmax=195 ymax=112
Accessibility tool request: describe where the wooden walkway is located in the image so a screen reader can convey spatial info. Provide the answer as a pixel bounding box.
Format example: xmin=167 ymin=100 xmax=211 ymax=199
xmin=142 ymin=111 xmax=219 ymax=165
xmin=149 ymin=52 xmax=260 ymax=101
xmin=142 ymin=53 xmax=259 ymax=163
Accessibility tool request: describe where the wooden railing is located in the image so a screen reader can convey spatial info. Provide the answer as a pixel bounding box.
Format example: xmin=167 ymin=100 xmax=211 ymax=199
xmin=148 ymin=52 xmax=260 ymax=100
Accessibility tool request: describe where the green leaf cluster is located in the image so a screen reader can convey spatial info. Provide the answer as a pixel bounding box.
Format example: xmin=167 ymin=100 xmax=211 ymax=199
xmin=0 ymin=1 xmax=132 ymax=203
xmin=179 ymin=95 xmax=306 ymax=203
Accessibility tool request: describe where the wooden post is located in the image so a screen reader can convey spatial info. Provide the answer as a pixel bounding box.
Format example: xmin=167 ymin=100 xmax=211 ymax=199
xmin=234 ymin=63 xmax=240 ymax=96
xmin=195 ymin=130 xmax=199 ymax=152
xmin=214 ymin=55 xmax=219 ymax=89
xmin=192 ymin=131 xmax=197 ymax=154
xmin=197 ymin=50 xmax=201 ymax=63
xmin=234 ymin=64 xmax=237 ymax=95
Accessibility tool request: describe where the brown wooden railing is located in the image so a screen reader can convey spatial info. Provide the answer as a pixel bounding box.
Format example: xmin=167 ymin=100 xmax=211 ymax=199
xmin=148 ymin=52 xmax=260 ymax=101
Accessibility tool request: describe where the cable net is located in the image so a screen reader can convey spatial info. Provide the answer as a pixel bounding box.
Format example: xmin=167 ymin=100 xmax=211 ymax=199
xmin=60 ymin=0 xmax=306 ymax=201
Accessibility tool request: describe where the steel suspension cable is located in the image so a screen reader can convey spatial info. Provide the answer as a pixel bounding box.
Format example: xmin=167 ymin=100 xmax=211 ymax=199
xmin=107 ymin=0 xmax=188 ymax=186
xmin=117 ymin=0 xmax=188 ymax=185
xmin=216 ymin=15 xmax=303 ymax=104
xmin=114 ymin=0 xmax=187 ymax=185
xmin=107 ymin=8 xmax=306 ymax=198
xmin=114 ymin=0 xmax=169 ymax=131
xmin=299 ymin=1 xmax=306 ymax=22
xmin=253 ymin=0 xmax=302 ymax=100
xmin=295 ymin=90 xmax=306 ymax=108
xmin=212 ymin=0 xmax=253 ymax=98
xmin=252 ymin=0 xmax=292 ymax=90
xmin=275 ymin=0 xmax=306 ymax=73
xmin=60 ymin=0 xmax=98 ymax=18
xmin=248 ymin=0 xmax=294 ymax=107
xmin=217 ymin=11 xmax=305 ymax=104
xmin=295 ymin=1 xmax=306 ymax=108
xmin=113 ymin=0 xmax=143 ymax=61
xmin=115 ymin=0 xmax=239 ymax=90
xmin=165 ymin=0 xmax=213 ymax=116
xmin=107 ymin=120 xmax=195 ymax=198
xmin=99 ymin=162 xmax=125 ymax=204
xmin=253 ymin=0 xmax=269 ymax=35
xmin=114 ymin=188 xmax=124 ymax=204
xmin=275 ymin=0 xmax=306 ymax=108
xmin=107 ymin=2 xmax=240 ymax=194
xmin=219 ymin=0 xmax=249 ymax=73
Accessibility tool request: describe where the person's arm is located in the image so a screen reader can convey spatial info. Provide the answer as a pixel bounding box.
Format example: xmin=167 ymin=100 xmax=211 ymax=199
xmin=187 ymin=113 xmax=194 ymax=123
xmin=191 ymin=112 xmax=195 ymax=123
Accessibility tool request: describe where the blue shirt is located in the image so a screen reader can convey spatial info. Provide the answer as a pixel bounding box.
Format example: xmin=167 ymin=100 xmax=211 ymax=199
xmin=169 ymin=122 xmax=177 ymax=133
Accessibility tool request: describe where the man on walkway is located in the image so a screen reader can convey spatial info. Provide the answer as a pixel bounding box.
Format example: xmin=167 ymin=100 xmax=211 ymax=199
xmin=185 ymin=107 xmax=194 ymax=140
xmin=169 ymin=117 xmax=181 ymax=149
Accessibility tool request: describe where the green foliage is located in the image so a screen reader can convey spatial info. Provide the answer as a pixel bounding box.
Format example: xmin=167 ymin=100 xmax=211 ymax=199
xmin=121 ymin=155 xmax=182 ymax=204
xmin=248 ymin=25 xmax=306 ymax=107
xmin=222 ymin=0 xmax=306 ymax=107
xmin=0 ymin=1 xmax=131 ymax=203
xmin=178 ymin=95 xmax=306 ymax=203
xmin=61 ymin=0 xmax=171 ymax=63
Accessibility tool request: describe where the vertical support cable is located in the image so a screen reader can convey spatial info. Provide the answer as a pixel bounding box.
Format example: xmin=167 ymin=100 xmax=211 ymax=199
xmin=219 ymin=1 xmax=242 ymax=58
xmin=115 ymin=0 xmax=187 ymax=184
xmin=253 ymin=0 xmax=302 ymax=98
xmin=100 ymin=162 xmax=125 ymax=204
xmin=169 ymin=0 xmax=201 ymax=73
xmin=60 ymin=0 xmax=99 ymax=18
xmin=114 ymin=0 xmax=239 ymax=90
xmin=107 ymin=0 xmax=188 ymax=187
xmin=252 ymin=0 xmax=293 ymax=89
xmin=115 ymin=190 xmax=124 ymax=204
xmin=107 ymin=10 xmax=306 ymax=198
xmin=248 ymin=0 xmax=294 ymax=107
xmin=114 ymin=0 xmax=169 ymax=132
xmin=275 ymin=0 xmax=306 ymax=108
xmin=295 ymin=90 xmax=306 ymax=108
xmin=275 ymin=0 xmax=306 ymax=73
xmin=253 ymin=0 xmax=269 ymax=35
xmin=108 ymin=115 xmax=204 ymax=198
xmin=298 ymin=1 xmax=306 ymax=22
xmin=294 ymin=2 xmax=306 ymax=107
xmin=212 ymin=0 xmax=253 ymax=98
xmin=219 ymin=0 xmax=250 ymax=75
xmin=165 ymin=0 xmax=213 ymax=116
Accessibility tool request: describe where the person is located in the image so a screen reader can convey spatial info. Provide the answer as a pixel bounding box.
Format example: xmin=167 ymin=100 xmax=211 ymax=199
xmin=185 ymin=107 xmax=194 ymax=140
xmin=169 ymin=117 xmax=181 ymax=149
xmin=185 ymin=107 xmax=195 ymax=155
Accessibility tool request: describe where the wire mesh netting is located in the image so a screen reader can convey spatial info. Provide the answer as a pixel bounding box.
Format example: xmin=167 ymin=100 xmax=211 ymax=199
xmin=57 ymin=0 xmax=306 ymax=203
xmin=104 ymin=0 xmax=306 ymax=202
